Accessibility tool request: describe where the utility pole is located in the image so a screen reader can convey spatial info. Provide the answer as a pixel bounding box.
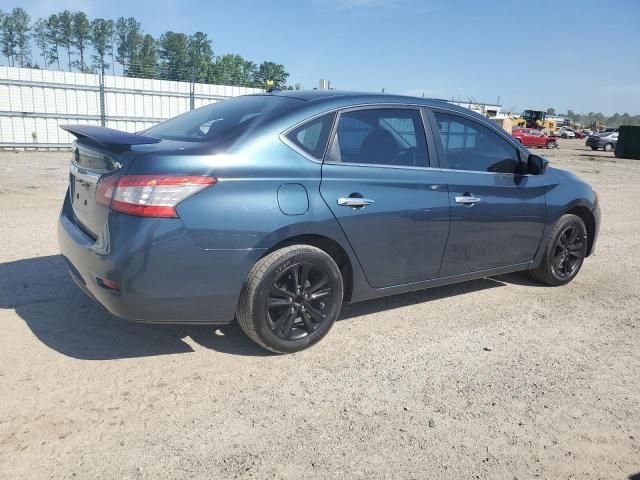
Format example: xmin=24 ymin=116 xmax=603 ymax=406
xmin=190 ymin=66 xmax=195 ymax=110
xmin=99 ymin=68 xmax=106 ymax=127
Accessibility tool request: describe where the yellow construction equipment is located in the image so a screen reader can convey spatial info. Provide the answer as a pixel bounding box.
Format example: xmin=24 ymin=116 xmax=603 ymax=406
xmin=514 ymin=110 xmax=557 ymax=134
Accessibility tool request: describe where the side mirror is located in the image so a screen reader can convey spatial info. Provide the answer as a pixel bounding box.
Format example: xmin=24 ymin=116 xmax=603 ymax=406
xmin=528 ymin=154 xmax=549 ymax=175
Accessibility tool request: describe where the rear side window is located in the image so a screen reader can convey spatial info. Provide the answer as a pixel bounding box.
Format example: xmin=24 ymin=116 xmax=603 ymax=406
xmin=434 ymin=112 xmax=521 ymax=173
xmin=285 ymin=112 xmax=335 ymax=159
xmin=327 ymin=108 xmax=428 ymax=167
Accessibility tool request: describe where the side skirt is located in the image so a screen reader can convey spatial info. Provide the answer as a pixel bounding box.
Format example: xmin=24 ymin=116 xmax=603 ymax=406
xmin=348 ymin=262 xmax=532 ymax=303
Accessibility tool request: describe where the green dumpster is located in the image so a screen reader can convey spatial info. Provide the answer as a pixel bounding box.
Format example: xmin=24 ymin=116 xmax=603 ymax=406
xmin=615 ymin=125 xmax=640 ymax=160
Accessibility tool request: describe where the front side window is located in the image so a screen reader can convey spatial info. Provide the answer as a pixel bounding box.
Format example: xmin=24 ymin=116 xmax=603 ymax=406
xmin=328 ymin=108 xmax=428 ymax=168
xmin=285 ymin=112 xmax=335 ymax=159
xmin=434 ymin=112 xmax=521 ymax=173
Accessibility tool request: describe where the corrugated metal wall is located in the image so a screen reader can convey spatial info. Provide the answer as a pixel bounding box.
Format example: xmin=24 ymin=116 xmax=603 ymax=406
xmin=0 ymin=66 xmax=263 ymax=148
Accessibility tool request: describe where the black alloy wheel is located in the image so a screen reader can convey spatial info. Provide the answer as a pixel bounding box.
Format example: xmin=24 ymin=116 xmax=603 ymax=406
xmin=237 ymin=245 xmax=344 ymax=353
xmin=550 ymin=225 xmax=585 ymax=280
xmin=529 ymin=214 xmax=588 ymax=286
xmin=266 ymin=262 xmax=335 ymax=340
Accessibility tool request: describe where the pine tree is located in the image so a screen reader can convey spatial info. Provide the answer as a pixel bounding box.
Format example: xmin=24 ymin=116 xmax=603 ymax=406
xmin=72 ymin=12 xmax=90 ymax=72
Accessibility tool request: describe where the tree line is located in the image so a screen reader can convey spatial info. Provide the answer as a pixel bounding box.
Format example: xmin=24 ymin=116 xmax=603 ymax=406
xmin=0 ymin=7 xmax=295 ymax=89
xmin=545 ymin=109 xmax=640 ymax=128
xmin=565 ymin=110 xmax=640 ymax=129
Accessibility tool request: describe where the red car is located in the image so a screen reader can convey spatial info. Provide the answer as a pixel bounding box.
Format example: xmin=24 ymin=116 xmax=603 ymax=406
xmin=512 ymin=128 xmax=557 ymax=149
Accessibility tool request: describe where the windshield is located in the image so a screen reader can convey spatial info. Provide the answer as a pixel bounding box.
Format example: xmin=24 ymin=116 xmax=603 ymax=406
xmin=143 ymin=95 xmax=303 ymax=142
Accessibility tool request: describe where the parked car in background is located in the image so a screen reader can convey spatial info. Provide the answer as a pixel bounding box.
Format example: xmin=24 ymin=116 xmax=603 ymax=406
xmin=512 ymin=127 xmax=557 ymax=148
xmin=586 ymin=131 xmax=619 ymax=151
xmin=568 ymin=127 xmax=586 ymax=139
xmin=558 ymin=126 xmax=576 ymax=139
xmin=58 ymin=91 xmax=600 ymax=353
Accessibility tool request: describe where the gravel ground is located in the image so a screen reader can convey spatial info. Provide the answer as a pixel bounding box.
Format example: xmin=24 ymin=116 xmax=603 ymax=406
xmin=0 ymin=140 xmax=639 ymax=479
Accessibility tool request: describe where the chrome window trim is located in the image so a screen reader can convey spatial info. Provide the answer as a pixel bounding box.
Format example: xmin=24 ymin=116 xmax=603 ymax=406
xmin=322 ymin=161 xmax=438 ymax=172
xmin=319 ymin=161 xmax=530 ymax=177
xmin=280 ymin=101 xmax=533 ymax=173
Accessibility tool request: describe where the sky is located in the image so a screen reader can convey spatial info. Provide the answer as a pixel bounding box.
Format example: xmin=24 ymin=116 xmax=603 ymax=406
xmin=5 ymin=0 xmax=640 ymax=115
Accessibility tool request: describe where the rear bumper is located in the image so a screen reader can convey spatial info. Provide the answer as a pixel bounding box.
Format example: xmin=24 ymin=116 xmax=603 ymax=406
xmin=57 ymin=189 xmax=263 ymax=324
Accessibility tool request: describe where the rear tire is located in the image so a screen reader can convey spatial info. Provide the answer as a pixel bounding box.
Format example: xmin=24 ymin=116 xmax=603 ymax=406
xmin=604 ymin=143 xmax=613 ymax=152
xmin=237 ymin=245 xmax=344 ymax=354
xmin=529 ymin=214 xmax=588 ymax=286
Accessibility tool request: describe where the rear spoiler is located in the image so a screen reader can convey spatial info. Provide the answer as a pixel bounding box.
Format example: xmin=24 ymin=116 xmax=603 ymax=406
xmin=61 ymin=125 xmax=160 ymax=146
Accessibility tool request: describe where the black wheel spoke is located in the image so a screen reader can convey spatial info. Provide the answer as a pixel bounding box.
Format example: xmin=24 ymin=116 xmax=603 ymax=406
xmin=567 ymin=227 xmax=579 ymax=245
xmin=552 ymin=254 xmax=565 ymax=271
xmin=271 ymin=284 xmax=292 ymax=298
xmin=291 ymin=265 xmax=300 ymax=292
xmin=310 ymin=288 xmax=331 ymax=300
xmin=267 ymin=297 xmax=291 ymax=308
xmin=281 ymin=311 xmax=296 ymax=339
xmin=308 ymin=274 xmax=328 ymax=294
xmin=569 ymin=241 xmax=584 ymax=252
xmin=300 ymin=310 xmax=315 ymax=333
xmin=300 ymin=264 xmax=311 ymax=290
xmin=558 ymin=233 xmax=567 ymax=249
xmin=271 ymin=308 xmax=291 ymax=331
xmin=305 ymin=304 xmax=326 ymax=323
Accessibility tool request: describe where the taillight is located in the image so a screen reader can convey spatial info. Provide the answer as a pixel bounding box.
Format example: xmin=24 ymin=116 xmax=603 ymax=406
xmin=96 ymin=175 xmax=216 ymax=218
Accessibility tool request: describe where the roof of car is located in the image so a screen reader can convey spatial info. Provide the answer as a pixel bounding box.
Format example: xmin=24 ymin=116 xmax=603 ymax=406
xmin=253 ymin=89 xmax=455 ymax=109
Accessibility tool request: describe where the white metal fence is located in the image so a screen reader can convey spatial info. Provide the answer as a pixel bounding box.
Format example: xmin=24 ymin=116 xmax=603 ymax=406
xmin=0 ymin=66 xmax=263 ymax=148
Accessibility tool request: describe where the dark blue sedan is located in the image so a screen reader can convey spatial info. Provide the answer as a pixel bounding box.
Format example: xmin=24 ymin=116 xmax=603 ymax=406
xmin=58 ymin=91 xmax=600 ymax=353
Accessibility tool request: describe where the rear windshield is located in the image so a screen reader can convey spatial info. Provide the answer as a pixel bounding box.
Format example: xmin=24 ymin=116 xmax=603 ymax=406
xmin=143 ymin=95 xmax=303 ymax=142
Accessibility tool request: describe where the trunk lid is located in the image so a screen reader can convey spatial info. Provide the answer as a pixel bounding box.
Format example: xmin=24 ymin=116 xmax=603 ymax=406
xmin=63 ymin=124 xmax=226 ymax=238
xmin=63 ymin=125 xmax=161 ymax=238
xmin=69 ymin=143 xmax=134 ymax=238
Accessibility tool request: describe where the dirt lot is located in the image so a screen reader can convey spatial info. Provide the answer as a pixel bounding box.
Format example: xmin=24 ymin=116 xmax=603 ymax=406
xmin=0 ymin=140 xmax=638 ymax=479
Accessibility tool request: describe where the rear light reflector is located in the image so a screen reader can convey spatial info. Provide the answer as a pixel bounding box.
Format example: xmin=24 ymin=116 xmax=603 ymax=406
xmin=97 ymin=277 xmax=120 ymax=291
xmin=96 ymin=175 xmax=216 ymax=218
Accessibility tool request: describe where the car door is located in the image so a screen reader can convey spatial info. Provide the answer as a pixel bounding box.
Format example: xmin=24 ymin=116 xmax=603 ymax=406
xmin=429 ymin=109 xmax=547 ymax=277
xmin=534 ymin=130 xmax=547 ymax=147
xmin=521 ymin=129 xmax=534 ymax=146
xmin=525 ymin=129 xmax=543 ymax=147
xmin=319 ymin=106 xmax=450 ymax=288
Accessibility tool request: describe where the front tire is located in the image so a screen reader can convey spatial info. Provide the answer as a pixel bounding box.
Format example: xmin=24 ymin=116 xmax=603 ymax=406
xmin=237 ymin=245 xmax=344 ymax=353
xmin=529 ymin=214 xmax=588 ymax=286
xmin=604 ymin=143 xmax=613 ymax=152
xmin=590 ymin=146 xmax=599 ymax=151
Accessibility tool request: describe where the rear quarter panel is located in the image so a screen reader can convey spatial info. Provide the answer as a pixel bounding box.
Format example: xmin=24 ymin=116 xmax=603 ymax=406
xmin=174 ymin=137 xmax=348 ymax=251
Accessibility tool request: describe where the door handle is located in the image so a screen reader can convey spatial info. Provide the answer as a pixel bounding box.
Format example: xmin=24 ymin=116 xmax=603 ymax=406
xmin=455 ymin=195 xmax=481 ymax=205
xmin=337 ymin=197 xmax=375 ymax=208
